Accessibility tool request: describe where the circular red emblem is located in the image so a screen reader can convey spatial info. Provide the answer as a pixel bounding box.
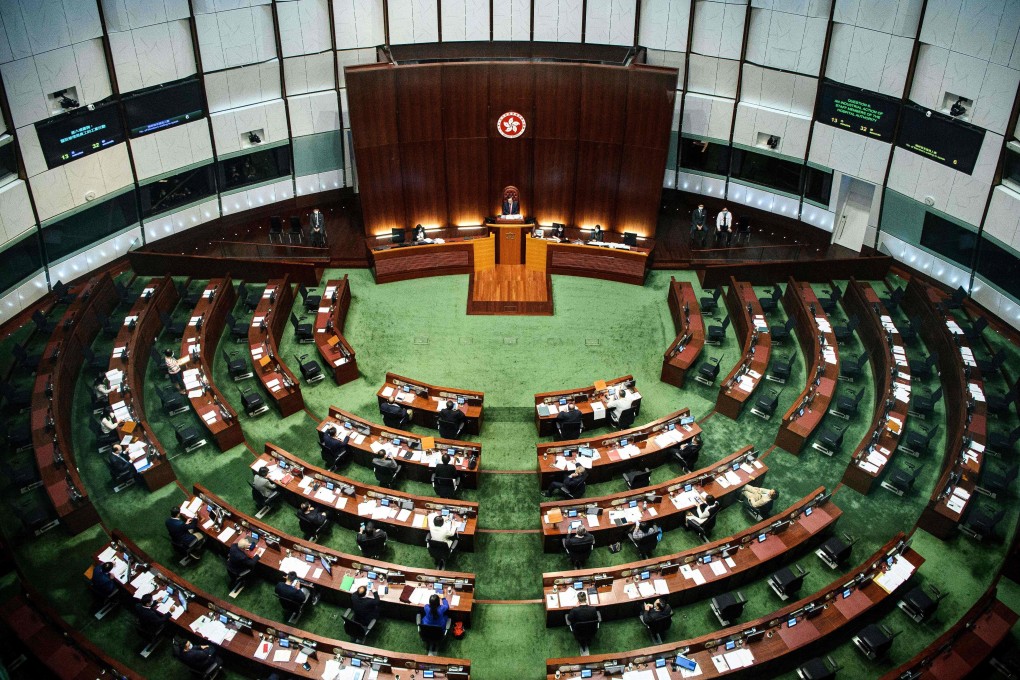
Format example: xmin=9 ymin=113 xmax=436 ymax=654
xmin=497 ymin=111 xmax=526 ymax=139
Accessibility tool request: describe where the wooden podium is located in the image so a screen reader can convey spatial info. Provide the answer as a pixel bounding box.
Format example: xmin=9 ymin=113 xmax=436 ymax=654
xmin=486 ymin=221 xmax=529 ymax=265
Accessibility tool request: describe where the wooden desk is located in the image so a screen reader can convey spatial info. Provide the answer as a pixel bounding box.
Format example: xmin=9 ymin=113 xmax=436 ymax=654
xmin=716 ymin=280 xmax=772 ymax=420
xmin=31 ymin=274 xmax=115 ymax=534
xmin=534 ymin=375 xmax=638 ymax=438
xmin=487 ymin=222 xmax=527 ymax=264
xmin=881 ymin=590 xmax=1016 ymax=680
xmin=256 ymin=444 xmax=479 ymax=550
xmin=99 ymin=532 xmax=472 ymax=678
xmin=905 ymin=280 xmax=986 ymax=539
xmin=180 ymin=279 xmax=244 ymax=451
xmin=188 ymin=485 xmax=475 ymax=624
xmin=661 ymin=278 xmax=705 ymax=388
xmin=376 ymin=372 xmax=484 ymax=435
xmin=841 ymin=279 xmax=911 ymax=494
xmin=545 ymin=534 xmax=922 ymax=679
xmin=248 ymin=277 xmax=304 ymax=417
xmin=775 ymin=280 xmax=839 ymax=454
xmin=541 ymin=489 xmax=839 ymax=625
xmin=0 ymin=585 xmax=144 ymax=680
xmin=322 ymin=407 xmax=481 ymax=489
xmin=370 ymin=238 xmax=483 ymax=284
xmin=313 ymin=276 xmax=358 ymax=385
xmin=537 ymin=409 xmax=701 ymax=488
xmin=539 ymin=447 xmax=765 ymax=552
xmin=104 ymin=276 xmax=178 ymax=492
xmin=546 ymin=241 xmax=650 ymax=285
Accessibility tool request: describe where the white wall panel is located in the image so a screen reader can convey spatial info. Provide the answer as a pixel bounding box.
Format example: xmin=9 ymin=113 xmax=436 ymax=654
xmin=585 ymin=0 xmax=637 ymax=46
xmin=682 ymin=93 xmax=734 ymax=140
xmin=108 ymin=20 xmax=197 ymax=93
xmin=747 ymin=8 xmax=826 ymax=75
xmin=692 ymin=1 xmax=746 ymax=60
xmin=0 ymin=270 xmax=49 ymax=326
xmin=195 ymin=5 xmax=276 ymax=71
xmin=333 ymin=0 xmax=385 ymax=49
xmin=130 ymin=120 xmax=214 ymax=181
xmin=336 ymin=48 xmax=375 ymax=88
xmin=689 ymin=55 xmax=739 ymax=97
xmin=0 ymin=180 xmax=36 ymax=246
xmin=645 ymin=49 xmax=687 ymax=89
xmin=388 ymin=0 xmax=439 ymax=44
xmin=204 ymin=61 xmax=281 ymax=113
xmin=287 ymin=91 xmax=341 ymax=137
xmin=277 ymin=0 xmax=331 ymax=58
xmin=284 ymin=52 xmax=336 ymax=94
xmin=492 ymin=0 xmax=531 ymax=40
xmin=983 ymin=185 xmax=1020 ymax=249
xmin=210 ymin=99 xmax=288 ymax=154
xmin=442 ymin=0 xmax=491 ymax=42
xmin=143 ymin=198 xmax=219 ymax=243
xmin=639 ymin=0 xmax=691 ymax=52
xmin=534 ymin=0 xmax=584 ymax=43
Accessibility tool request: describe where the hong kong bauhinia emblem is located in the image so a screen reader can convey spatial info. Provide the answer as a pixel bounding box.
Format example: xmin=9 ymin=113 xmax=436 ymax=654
xmin=497 ymin=111 xmax=526 ymax=139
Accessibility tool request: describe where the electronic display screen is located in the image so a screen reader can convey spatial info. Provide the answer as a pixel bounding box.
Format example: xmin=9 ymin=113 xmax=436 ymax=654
xmin=35 ymin=102 xmax=124 ymax=169
xmin=898 ymin=104 xmax=985 ymax=175
xmin=123 ymin=79 xmax=205 ymax=138
xmin=816 ymin=81 xmax=900 ymax=142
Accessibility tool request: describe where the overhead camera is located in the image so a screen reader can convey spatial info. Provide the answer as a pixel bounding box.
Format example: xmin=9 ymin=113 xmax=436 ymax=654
xmin=248 ymin=131 xmax=262 ymax=144
xmin=950 ymin=97 xmax=967 ymax=118
xmin=56 ymin=90 xmax=79 ymax=110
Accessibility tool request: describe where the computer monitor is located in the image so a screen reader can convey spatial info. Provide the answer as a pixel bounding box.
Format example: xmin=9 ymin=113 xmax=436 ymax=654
xmin=805 ymin=506 xmax=813 ymax=516
xmin=667 ymin=423 xmax=675 ymax=430
xmin=787 ymin=618 xmax=798 ymax=628
xmin=351 ymin=658 xmax=361 ymax=667
xmin=442 ymin=508 xmax=450 ymax=516
xmin=368 ymin=572 xmax=377 ymax=580
xmin=559 ymin=398 xmax=568 ymax=405
xmin=628 ymin=500 xmax=638 ymax=508
xmin=320 ymin=556 xmax=332 ymax=574
xmin=680 ymin=416 xmax=696 ymax=426
xmin=655 ymin=658 xmax=666 ymax=668
xmin=250 ymin=533 xmax=259 ymax=542
xmin=402 ymin=385 xmax=411 ymax=392
xmin=640 ymin=571 xmax=650 ymax=580
xmin=702 ymin=555 xmax=712 ymax=564
xmin=448 ymin=448 xmax=456 ymax=456
xmin=305 ymin=554 xmax=315 ymax=562
xmin=457 ymin=397 xmax=465 ymax=404
xmin=219 ymin=614 xmax=229 ymax=624
xmin=842 ymin=588 xmax=852 ymax=599
xmin=567 ymin=509 xmax=578 ymax=517
xmin=725 ymin=640 xmax=736 ymax=650
xmin=757 ymin=533 xmax=767 ymax=543
xmin=581 ymin=670 xmax=593 ymax=679
xmin=684 ymin=484 xmax=693 ymax=492
xmin=573 ymin=581 xmax=583 ymax=590
xmin=380 ymin=499 xmax=390 ymax=507
xmin=423 ymin=672 xmax=435 ymax=679
xmin=391 ymin=228 xmax=405 ymax=244
xmin=279 ymin=639 xmax=290 ymax=648
xmin=434 ymin=582 xmax=444 ymax=592
xmin=326 ymin=482 xmax=335 ymax=491
xmin=623 ymin=232 xmax=637 ymax=246
xmin=620 ymin=439 xmax=628 ymax=447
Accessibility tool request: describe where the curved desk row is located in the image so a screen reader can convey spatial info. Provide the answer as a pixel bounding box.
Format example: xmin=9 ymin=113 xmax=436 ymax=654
xmin=96 ymin=532 xmax=472 ymax=679
xmin=322 ymin=407 xmax=481 ymax=489
xmin=541 ymin=488 xmax=839 ymax=625
xmin=180 ymin=278 xmax=244 ymax=451
xmin=716 ymin=279 xmax=772 ymax=420
xmin=905 ymin=280 xmax=986 ymax=540
xmin=376 ymin=372 xmax=484 ymax=435
xmin=535 ymin=375 xmax=637 ymax=438
xmin=314 ymin=276 xmax=358 ymax=385
xmin=545 ymin=534 xmax=922 ymax=679
xmin=543 ymin=240 xmax=651 ymax=286
xmin=539 ymin=447 xmax=765 ymax=551
xmin=370 ymin=237 xmax=484 ymax=284
xmin=248 ymin=277 xmax=304 ymax=417
xmin=32 ymin=274 xmax=115 ymax=534
xmin=537 ymin=409 xmax=700 ymax=488
xmin=254 ymin=444 xmax=479 ymax=550
xmin=841 ymin=279 xmax=912 ymax=494
xmin=661 ymin=279 xmax=705 ymax=389
xmin=775 ymin=280 xmax=838 ymax=454
xmin=187 ymin=485 xmax=475 ymax=623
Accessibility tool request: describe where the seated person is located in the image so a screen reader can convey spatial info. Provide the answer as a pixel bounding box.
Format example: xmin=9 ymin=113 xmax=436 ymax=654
xmin=563 ymin=525 xmax=595 ymax=555
xmin=428 ymin=513 xmax=458 ymax=548
xmin=640 ymin=598 xmax=673 ymax=627
xmin=555 ymin=403 xmax=583 ymax=432
xmin=437 ymin=400 xmax=467 ymax=433
xmin=357 ymin=521 xmax=388 ymax=552
xmin=629 ymin=520 xmax=660 ymax=544
xmin=605 ymin=388 xmax=638 ymax=420
xmin=177 ymin=640 xmax=221 ymax=671
xmin=741 ymin=484 xmax=777 ymax=509
xmin=297 ymin=502 xmax=329 ymax=532
xmin=421 ymin=593 xmax=450 ymax=628
xmin=434 ymin=453 xmax=461 ymax=482
xmin=319 ymin=426 xmax=350 ymax=467
xmin=543 ymin=463 xmax=588 ymax=498
xmin=166 ymin=506 xmax=202 ymax=550
xmin=275 ymin=571 xmax=316 ymax=605
xmin=413 ymin=224 xmax=427 ymax=242
xmin=251 ymin=466 xmax=277 ymax=503
xmin=91 ymin=561 xmax=118 ymax=598
xmin=551 ymin=224 xmax=566 ymax=240
xmin=685 ymin=493 xmax=720 ymax=530
xmin=675 ymin=436 xmax=702 ymax=469
xmin=135 ymin=592 xmax=174 ymax=632
xmin=372 ymin=450 xmax=400 ymax=478
xmin=590 ymin=224 xmax=605 ymax=243
xmin=351 ymin=583 xmax=381 ymax=626
xmin=379 ymin=396 xmax=412 ymax=429
xmin=100 ymin=409 xmax=121 ymax=435
xmin=567 ymin=590 xmax=599 ymax=627
xmin=93 ymin=376 xmax=112 ymax=405
xmin=108 ymin=444 xmax=136 ymax=479
xmin=227 ymin=537 xmax=260 ymax=574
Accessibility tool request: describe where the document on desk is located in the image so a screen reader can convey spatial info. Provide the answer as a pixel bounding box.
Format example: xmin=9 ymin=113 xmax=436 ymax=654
xmin=280 ymin=556 xmax=311 ymax=579
xmin=654 ymin=579 xmax=669 ymax=595
xmin=711 ymin=655 xmax=729 ymax=673
xmin=546 ymin=593 xmax=558 ymax=608
xmin=558 ymin=588 xmax=579 ymax=607
xmin=585 ymin=513 xmax=600 ymax=528
xmin=273 ymin=650 xmax=291 ymax=663
xmin=655 ymin=667 xmax=672 ymax=680
xmin=591 ymin=402 xmax=606 ymax=420
xmin=622 ymin=671 xmax=654 ymax=680
xmin=396 ymin=508 xmax=411 ymax=522
xmin=357 ymin=501 xmax=376 ymax=516
xmin=709 ymin=561 xmax=728 ymax=577
xmin=381 ymin=386 xmax=394 ymax=398
xmin=724 ymin=470 xmax=741 ymax=486
xmin=724 ymin=649 xmax=754 ymax=669
xmin=334 ymin=496 xmax=348 ymax=510
xmin=637 ymin=581 xmax=656 ymax=598
xmin=217 ymin=526 xmax=236 ymax=543
xmin=622 ymin=583 xmax=639 ymax=599
xmin=413 ymin=513 xmax=428 ymax=528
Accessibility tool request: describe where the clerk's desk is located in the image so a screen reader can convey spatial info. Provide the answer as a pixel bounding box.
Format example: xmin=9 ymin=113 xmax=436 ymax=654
xmin=376 ymin=372 xmax=484 ymax=435
xmin=0 ymin=583 xmax=144 ymax=680
xmin=313 ymin=276 xmax=358 ymax=385
xmin=905 ymin=280 xmax=986 ymax=540
xmin=94 ymin=532 xmax=472 ymax=679
xmin=369 ymin=233 xmax=487 ymax=284
xmin=254 ymin=444 xmax=479 ymax=550
xmin=527 ymin=227 xmax=652 ymax=285
xmin=320 ymin=407 xmax=481 ymax=489
xmin=716 ymin=279 xmax=772 ymax=420
xmin=248 ymin=277 xmax=303 ymax=417
xmin=186 ymin=485 xmax=475 ymax=623
xmin=32 ymin=274 xmax=114 ymax=535
xmin=534 ymin=375 xmax=638 ymax=437
xmin=537 ymin=409 xmax=700 ymax=488
xmin=545 ymin=534 xmax=922 ymax=679
xmin=103 ymin=276 xmax=178 ymax=491
xmin=541 ymin=488 xmax=839 ymax=625
xmin=539 ymin=446 xmax=765 ymax=552
xmin=841 ymin=279 xmax=911 ymax=494
xmin=179 ymin=278 xmax=244 ymax=451
xmin=661 ymin=278 xmax=705 ymax=388
xmin=774 ymin=280 xmax=839 ymax=455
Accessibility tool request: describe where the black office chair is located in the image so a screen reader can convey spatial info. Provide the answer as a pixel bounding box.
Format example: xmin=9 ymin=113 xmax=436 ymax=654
xmin=565 ymin=609 xmax=601 ymax=655
xmin=1 ymin=382 xmax=31 ymax=411
xmin=357 ymin=532 xmax=388 ymax=559
xmin=673 ymin=441 xmax=701 ymax=473
xmin=960 ymin=504 xmax=1006 ymax=541
xmin=269 ymin=216 xmax=283 ymax=243
xmin=898 ymin=585 xmax=943 ymax=623
xmin=295 ymin=354 xmax=324 ymax=383
xmin=240 ymin=283 xmax=262 ymax=312
xmin=796 ymin=655 xmax=841 ymax=680
xmin=438 ymin=418 xmax=465 ymax=440
xmin=899 ymin=316 xmax=920 ymax=345
xmin=290 ymin=313 xmax=314 ymax=343
xmin=134 ymin=608 xmax=168 ymax=658
xmin=988 ymin=426 xmax=1020 ymax=456
xmin=880 ymin=462 xmax=922 ymax=496
xmin=178 ymin=282 xmax=202 ymax=308
xmin=89 ymin=579 xmax=121 ymax=620
xmin=819 ymin=287 xmax=841 ymax=314
xmin=770 ymin=317 xmax=796 ymax=343
xmin=640 ymin=608 xmax=672 ymax=645
xmin=149 ymin=347 xmax=169 ymax=376
xmin=562 ymin=537 xmax=594 ymax=569
xmin=249 ymin=481 xmax=280 ymax=520
xmin=426 ymin=536 xmax=457 ymax=570
xmin=320 ymin=439 xmax=348 ymax=471
xmin=768 ymin=564 xmax=807 ymax=600
xmin=222 ymin=349 xmax=252 ymax=381
xmin=901 ymin=424 xmax=937 ymax=457
xmin=174 ymin=421 xmax=206 ymax=453
xmin=432 ymin=474 xmax=461 ymax=499
xmin=977 ymin=463 xmax=1018 ymax=499
xmin=853 ymin=623 xmax=898 ymax=661
xmin=381 ymin=406 xmax=410 ymax=430
xmin=2 ymin=420 xmax=33 ymax=452
xmin=830 ymin=387 xmax=864 ymax=420
xmin=944 ymin=286 xmax=967 ymax=310
xmin=297 ymin=509 xmax=330 ymax=542
xmin=909 ymin=386 xmax=942 ymax=419
xmin=978 ymin=348 xmax=1007 ymax=375
xmin=155 ymin=385 xmax=189 ymax=416
xmin=82 ymin=346 xmax=108 ymax=373
xmin=416 ymin=613 xmax=452 ymax=655
xmin=812 ymin=421 xmax=848 ymax=456
xmin=610 ymin=406 xmax=637 ymax=430
xmin=9 ymin=496 xmax=58 ymax=537
xmin=276 ymin=589 xmax=308 ymax=624
xmin=695 ymin=356 xmax=721 ymax=385
xmin=710 ymin=591 xmax=746 ymax=626
xmin=759 ymin=284 xmax=782 ymax=314
xmin=96 ymin=312 xmax=120 ymax=339
xmin=373 ymin=460 xmax=402 ymax=488
xmin=881 ymin=287 xmax=904 ymax=311
xmin=107 ymin=455 xmax=136 ymax=494
xmin=839 ymin=351 xmax=869 ymax=383
xmin=767 ymin=354 xmax=794 ymax=383
xmin=909 ymin=353 xmax=938 ymax=381
xmin=342 ymin=609 xmax=376 ymax=644
xmin=986 ymin=380 xmax=1019 ymax=417
xmin=964 ymin=316 xmax=988 ymax=342
xmin=288 ymin=216 xmax=303 ymax=244
xmin=688 ymin=512 xmax=717 ymax=542
xmin=816 ymin=532 xmax=855 ymax=569
xmin=706 ymin=317 xmax=730 ymax=345
xmin=750 ymin=387 xmax=780 ymax=420
xmin=556 ymin=419 xmax=583 ymax=441
xmin=12 ymin=343 xmax=40 ymax=371
xmin=299 ymin=285 xmax=322 ymax=313
xmin=52 ymin=280 xmax=76 ymax=305
xmin=700 ymin=287 xmax=722 ymax=313
xmin=89 ymin=418 xmax=119 ymax=452
xmin=114 ymin=281 xmax=134 ymax=305
xmin=630 ymin=530 xmax=660 ymax=560
xmin=159 ymin=312 xmax=186 ymax=340
xmin=833 ymin=315 xmax=859 ymax=343
xmin=4 ymin=458 xmax=42 ymax=494
xmin=622 ymin=467 xmax=651 ymax=489
xmin=171 ymin=638 xmax=224 ymax=679
xmin=226 ymin=314 xmax=248 ymax=343
xmin=742 ymin=489 xmax=777 ymax=522
xmin=32 ymin=309 xmax=55 ymax=334
xmin=170 ymin=531 xmax=206 ymax=567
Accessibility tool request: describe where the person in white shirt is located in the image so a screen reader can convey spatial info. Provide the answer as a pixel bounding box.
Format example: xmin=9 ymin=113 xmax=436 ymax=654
xmin=715 ymin=207 xmax=733 ymax=246
xmin=605 ymin=389 xmax=638 ymax=422
xmin=100 ymin=409 xmax=121 ymax=434
xmin=428 ymin=513 xmax=458 ymax=548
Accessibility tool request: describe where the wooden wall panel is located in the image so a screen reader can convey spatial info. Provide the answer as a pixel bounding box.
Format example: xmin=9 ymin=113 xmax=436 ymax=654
xmin=442 ymin=64 xmax=490 ymax=139
xmin=615 ymin=145 xmax=669 ymax=237
xmin=487 ymin=64 xmax=535 ymax=217
xmin=396 ymin=67 xmax=444 ymax=143
xmin=533 ymin=139 xmax=577 ymax=226
xmin=573 ymin=141 xmax=622 ymax=229
xmin=445 ymin=138 xmax=489 ymax=226
xmin=532 ymin=64 xmax=581 ymax=141
xmin=356 ymin=145 xmax=406 ymax=235
xmin=345 ymin=67 xmax=399 ymax=150
xmin=400 ymin=141 xmax=448 ymax=228
xmin=624 ymin=68 xmax=677 ymax=150
xmin=578 ymin=67 xmax=629 ymax=144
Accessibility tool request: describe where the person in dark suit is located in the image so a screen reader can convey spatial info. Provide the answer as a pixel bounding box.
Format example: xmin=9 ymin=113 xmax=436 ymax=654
xmin=298 ymin=502 xmax=329 ymax=531
xmin=412 ymin=224 xmax=427 ymax=242
xmin=379 ymin=397 xmax=411 ymax=429
xmin=309 ymin=209 xmax=326 ymax=247
xmin=177 ymin=640 xmax=220 ymax=670
xmin=320 ymin=426 xmax=350 ymax=468
xmin=135 ymin=593 xmax=173 ymax=633
xmin=275 ymin=571 xmax=314 ymax=604
xmin=357 ymin=521 xmax=388 ymax=552
xmin=544 ymin=463 xmax=588 ymax=498
xmin=434 ymin=453 xmax=460 ymax=482
xmin=675 ymin=436 xmax=702 ymax=470
xmin=108 ymin=445 xmax=136 ymax=479
xmin=685 ymin=494 xmax=720 ymax=530
xmin=438 ymin=401 xmax=466 ymax=433
xmin=563 ymin=525 xmax=595 ymax=554
xmin=691 ymin=204 xmax=707 ymax=248
xmin=502 ymin=194 xmax=519 ymax=216
xmin=91 ymin=561 xmax=118 ymax=598
xmin=351 ymin=583 xmax=380 ymax=626
xmin=640 ymin=598 xmax=673 ymax=627
xmin=166 ymin=506 xmax=201 ymax=549
xmin=227 ymin=538 xmax=260 ymax=573
xmin=555 ymin=403 xmax=583 ymax=429
xmin=552 ymin=224 xmax=566 ymax=240
xmin=591 ymin=225 xmax=604 ymax=242
xmin=567 ymin=590 xmax=599 ymax=626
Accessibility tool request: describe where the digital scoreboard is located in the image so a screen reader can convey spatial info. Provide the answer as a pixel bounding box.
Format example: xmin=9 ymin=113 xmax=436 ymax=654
xmin=35 ymin=102 xmax=124 ymax=169
xmin=123 ymin=78 xmax=205 ymax=138
xmin=897 ymin=104 xmax=985 ymax=175
xmin=816 ymin=81 xmax=900 ymax=142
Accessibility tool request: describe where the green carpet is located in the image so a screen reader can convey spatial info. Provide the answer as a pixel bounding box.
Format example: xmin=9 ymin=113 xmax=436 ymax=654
xmin=1 ymin=269 xmax=1018 ymax=680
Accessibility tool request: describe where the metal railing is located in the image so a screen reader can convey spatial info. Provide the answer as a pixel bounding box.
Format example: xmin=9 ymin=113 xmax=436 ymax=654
xmin=212 ymin=240 xmax=329 ymax=261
